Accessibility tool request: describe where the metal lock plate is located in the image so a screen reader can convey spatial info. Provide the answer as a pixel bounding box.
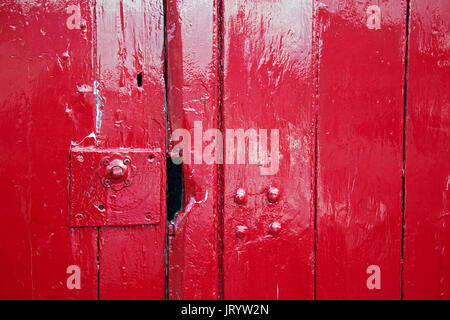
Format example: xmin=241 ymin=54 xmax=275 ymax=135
xmin=70 ymin=146 xmax=163 ymax=227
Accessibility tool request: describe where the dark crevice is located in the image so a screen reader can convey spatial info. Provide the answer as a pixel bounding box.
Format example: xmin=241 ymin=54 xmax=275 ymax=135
xmin=97 ymin=227 xmax=100 ymax=300
xmin=137 ymin=72 xmax=143 ymax=87
xmin=163 ymin=0 xmax=169 ymax=301
xmin=166 ymin=158 xmax=183 ymax=221
xmin=401 ymin=0 xmax=411 ymax=300
xmin=217 ymin=0 xmax=225 ymax=301
xmin=313 ymin=2 xmax=320 ymax=301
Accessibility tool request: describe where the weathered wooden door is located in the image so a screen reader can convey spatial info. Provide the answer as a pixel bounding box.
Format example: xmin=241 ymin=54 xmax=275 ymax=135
xmin=166 ymin=0 xmax=449 ymax=300
xmin=0 ymin=0 xmax=448 ymax=300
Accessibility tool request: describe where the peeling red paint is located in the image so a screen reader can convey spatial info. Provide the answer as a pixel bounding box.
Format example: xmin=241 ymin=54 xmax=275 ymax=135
xmin=0 ymin=0 xmax=98 ymax=299
xmin=94 ymin=0 xmax=166 ymax=300
xmin=0 ymin=0 xmax=449 ymax=300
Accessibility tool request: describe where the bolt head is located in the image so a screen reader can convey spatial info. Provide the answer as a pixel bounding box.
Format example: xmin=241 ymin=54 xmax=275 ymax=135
xmin=267 ymin=187 xmax=281 ymax=203
xmin=97 ymin=155 xmax=134 ymax=191
xmin=269 ymin=221 xmax=282 ymax=236
xmin=110 ymin=166 xmax=124 ymax=180
xmin=235 ymin=225 xmax=249 ymax=239
xmin=234 ymin=188 xmax=247 ymax=204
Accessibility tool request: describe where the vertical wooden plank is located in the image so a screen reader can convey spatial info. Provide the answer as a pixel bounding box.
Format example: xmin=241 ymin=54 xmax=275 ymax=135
xmin=0 ymin=0 xmax=98 ymax=299
xmin=100 ymin=226 xmax=164 ymax=299
xmin=316 ymin=0 xmax=406 ymax=299
xmin=166 ymin=0 xmax=219 ymax=299
xmin=404 ymin=0 xmax=450 ymax=299
xmin=95 ymin=0 xmax=166 ymax=299
xmin=222 ymin=0 xmax=315 ymax=299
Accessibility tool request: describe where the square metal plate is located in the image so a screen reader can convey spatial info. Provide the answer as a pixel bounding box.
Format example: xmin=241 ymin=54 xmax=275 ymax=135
xmin=70 ymin=146 xmax=163 ymax=227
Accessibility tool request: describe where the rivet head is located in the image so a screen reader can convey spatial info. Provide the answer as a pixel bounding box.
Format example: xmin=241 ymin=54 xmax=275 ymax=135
xmin=110 ymin=166 xmax=124 ymax=180
xmin=269 ymin=221 xmax=282 ymax=236
xmin=235 ymin=225 xmax=249 ymax=239
xmin=267 ymin=187 xmax=281 ymax=203
xmin=234 ymin=188 xmax=247 ymax=204
xmin=75 ymin=213 xmax=84 ymax=221
xmin=62 ymin=51 xmax=69 ymax=60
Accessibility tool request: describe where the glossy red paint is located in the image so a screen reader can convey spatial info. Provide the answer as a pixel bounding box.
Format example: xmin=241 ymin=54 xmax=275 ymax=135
xmin=100 ymin=225 xmax=165 ymax=299
xmin=70 ymin=147 xmax=163 ymax=227
xmin=0 ymin=0 xmax=165 ymax=299
xmin=316 ymin=0 xmax=407 ymax=299
xmin=166 ymin=0 xmax=220 ymax=299
xmin=0 ymin=0 xmax=98 ymax=299
xmin=94 ymin=0 xmax=166 ymax=300
xmin=221 ymin=0 xmax=315 ymax=299
xmin=1 ymin=0 xmax=449 ymax=300
xmin=403 ymin=0 xmax=450 ymax=300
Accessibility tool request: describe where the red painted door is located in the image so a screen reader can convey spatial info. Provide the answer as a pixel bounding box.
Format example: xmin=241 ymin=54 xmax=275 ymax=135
xmin=1 ymin=0 xmax=449 ymax=300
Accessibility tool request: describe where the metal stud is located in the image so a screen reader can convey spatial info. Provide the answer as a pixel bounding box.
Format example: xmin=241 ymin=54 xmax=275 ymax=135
xmin=267 ymin=187 xmax=281 ymax=203
xmin=269 ymin=221 xmax=282 ymax=236
xmin=235 ymin=225 xmax=249 ymax=238
xmin=234 ymin=188 xmax=247 ymax=205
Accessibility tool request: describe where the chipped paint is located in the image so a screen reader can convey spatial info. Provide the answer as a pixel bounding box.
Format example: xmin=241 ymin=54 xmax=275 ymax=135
xmin=93 ymin=80 xmax=102 ymax=134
